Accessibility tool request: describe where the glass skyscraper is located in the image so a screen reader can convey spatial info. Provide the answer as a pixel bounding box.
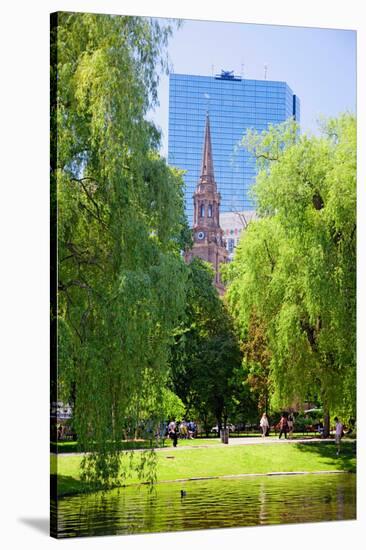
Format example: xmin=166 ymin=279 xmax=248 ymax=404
xmin=168 ymin=72 xmax=300 ymax=223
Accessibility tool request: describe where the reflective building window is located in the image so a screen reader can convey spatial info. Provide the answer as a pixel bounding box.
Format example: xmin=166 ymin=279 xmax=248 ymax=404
xmin=168 ymin=73 xmax=300 ymax=223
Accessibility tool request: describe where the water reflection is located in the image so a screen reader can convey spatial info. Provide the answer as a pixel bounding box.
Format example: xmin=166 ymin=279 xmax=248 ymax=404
xmin=258 ymin=479 xmax=267 ymax=524
xmin=55 ymin=473 xmax=356 ymax=538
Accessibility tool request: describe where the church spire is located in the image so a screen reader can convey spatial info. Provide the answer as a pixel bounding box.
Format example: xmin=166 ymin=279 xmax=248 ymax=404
xmin=185 ymin=111 xmax=228 ymax=295
xmin=200 ymin=113 xmax=215 ymax=185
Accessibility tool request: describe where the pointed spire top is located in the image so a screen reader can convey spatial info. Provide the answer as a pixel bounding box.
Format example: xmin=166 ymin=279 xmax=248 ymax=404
xmin=200 ymin=113 xmax=215 ymax=185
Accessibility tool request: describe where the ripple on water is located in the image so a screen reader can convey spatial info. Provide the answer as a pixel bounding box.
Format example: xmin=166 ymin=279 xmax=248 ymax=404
xmin=55 ymin=473 xmax=356 ymax=538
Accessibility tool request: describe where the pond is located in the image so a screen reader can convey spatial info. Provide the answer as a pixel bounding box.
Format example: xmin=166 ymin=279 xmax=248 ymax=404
xmin=54 ymin=473 xmax=356 ymax=538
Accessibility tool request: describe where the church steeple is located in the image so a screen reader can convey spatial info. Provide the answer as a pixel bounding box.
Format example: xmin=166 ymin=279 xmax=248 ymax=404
xmin=193 ymin=112 xmax=220 ymax=229
xmin=184 ymin=113 xmax=228 ymax=295
xmin=200 ymin=113 xmax=215 ymax=185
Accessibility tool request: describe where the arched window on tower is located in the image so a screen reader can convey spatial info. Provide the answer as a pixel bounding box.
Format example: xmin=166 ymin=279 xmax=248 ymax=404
xmin=200 ymin=204 xmax=205 ymax=218
xmin=208 ymin=204 xmax=212 ymax=218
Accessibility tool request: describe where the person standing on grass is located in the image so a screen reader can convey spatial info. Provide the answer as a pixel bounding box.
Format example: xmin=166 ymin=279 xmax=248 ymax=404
xmin=260 ymin=413 xmax=269 ymax=438
xmin=278 ymin=413 xmax=289 ymax=439
xmin=287 ymin=415 xmax=294 ymax=439
xmin=334 ymin=417 xmax=344 ymax=456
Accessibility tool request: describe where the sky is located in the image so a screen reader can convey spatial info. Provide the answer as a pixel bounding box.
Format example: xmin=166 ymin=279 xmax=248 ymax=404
xmin=148 ymin=18 xmax=356 ymax=158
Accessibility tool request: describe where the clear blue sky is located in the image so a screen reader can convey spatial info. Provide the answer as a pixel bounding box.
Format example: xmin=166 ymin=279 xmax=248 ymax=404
xmin=148 ymin=18 xmax=356 ymax=158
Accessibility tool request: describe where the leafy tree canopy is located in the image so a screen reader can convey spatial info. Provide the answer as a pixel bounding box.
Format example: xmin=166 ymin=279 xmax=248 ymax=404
xmin=52 ymin=12 xmax=187 ymax=485
xmin=226 ymin=115 xmax=356 ymax=420
xmin=170 ymin=258 xmax=254 ymax=432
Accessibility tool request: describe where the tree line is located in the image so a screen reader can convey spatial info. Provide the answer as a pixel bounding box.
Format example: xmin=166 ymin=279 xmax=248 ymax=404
xmin=51 ymin=12 xmax=245 ymax=487
xmin=52 ymin=12 xmax=190 ymax=485
xmin=52 ymin=12 xmax=356 ymax=488
xmin=224 ymin=115 xmax=356 ymax=436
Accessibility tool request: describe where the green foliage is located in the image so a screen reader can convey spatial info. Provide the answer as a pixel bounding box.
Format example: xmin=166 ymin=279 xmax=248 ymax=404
xmin=227 ymin=115 xmax=356 ymax=419
xmin=160 ymin=388 xmax=186 ymax=421
xmin=239 ymin=312 xmax=272 ymax=414
xmin=293 ymin=415 xmax=317 ymax=433
xmin=170 ymin=258 xmax=252 ymax=429
xmin=52 ymin=12 xmax=186 ymax=485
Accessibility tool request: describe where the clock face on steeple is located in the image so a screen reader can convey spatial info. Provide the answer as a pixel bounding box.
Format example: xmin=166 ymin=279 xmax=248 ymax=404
xmin=197 ymin=231 xmax=205 ymax=240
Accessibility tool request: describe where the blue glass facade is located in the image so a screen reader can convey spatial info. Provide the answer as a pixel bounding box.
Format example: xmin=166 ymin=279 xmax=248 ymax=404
xmin=168 ymin=73 xmax=300 ymax=222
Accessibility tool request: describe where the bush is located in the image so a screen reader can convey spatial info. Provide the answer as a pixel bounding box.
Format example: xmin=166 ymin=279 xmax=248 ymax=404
xmin=293 ymin=415 xmax=315 ymax=433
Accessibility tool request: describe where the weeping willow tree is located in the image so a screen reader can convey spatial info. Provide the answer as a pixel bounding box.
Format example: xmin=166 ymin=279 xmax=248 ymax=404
xmin=225 ymin=115 xmax=356 ymax=432
xmin=51 ymin=12 xmax=187 ymax=486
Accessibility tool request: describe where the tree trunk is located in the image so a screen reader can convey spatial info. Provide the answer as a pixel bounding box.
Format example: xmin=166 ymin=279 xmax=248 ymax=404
xmin=217 ymin=420 xmax=222 ymax=435
xmin=202 ymin=413 xmax=210 ymax=437
xmin=323 ymin=410 xmax=330 ymax=438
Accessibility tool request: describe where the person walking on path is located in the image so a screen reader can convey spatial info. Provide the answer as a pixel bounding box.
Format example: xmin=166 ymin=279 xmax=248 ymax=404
xmin=188 ymin=420 xmax=196 ymax=439
xmin=334 ymin=417 xmax=344 ymax=456
xmin=278 ymin=413 xmax=289 ymax=439
xmin=260 ymin=413 xmax=269 ymax=438
xmin=168 ymin=420 xmax=176 ymax=437
xmin=172 ymin=427 xmax=178 ymax=447
xmin=180 ymin=420 xmax=188 ymax=439
xmin=168 ymin=420 xmax=179 ymax=447
xmin=287 ymin=415 xmax=294 ymax=439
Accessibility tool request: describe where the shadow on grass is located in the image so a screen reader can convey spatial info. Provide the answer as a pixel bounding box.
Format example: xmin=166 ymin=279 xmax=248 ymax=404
xmin=51 ymin=439 xmax=165 ymax=454
xmin=53 ymin=474 xmax=127 ymax=498
xmin=52 ymin=474 xmax=90 ymax=497
xmin=294 ymin=440 xmax=356 ymax=473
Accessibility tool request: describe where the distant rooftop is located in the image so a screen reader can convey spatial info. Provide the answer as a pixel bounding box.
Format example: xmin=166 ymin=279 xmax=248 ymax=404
xmin=215 ymin=69 xmax=241 ymax=81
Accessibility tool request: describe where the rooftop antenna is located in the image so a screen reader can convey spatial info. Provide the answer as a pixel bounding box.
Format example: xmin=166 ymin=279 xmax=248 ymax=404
xmin=264 ymin=64 xmax=268 ymax=80
xmin=241 ymin=60 xmax=245 ymax=78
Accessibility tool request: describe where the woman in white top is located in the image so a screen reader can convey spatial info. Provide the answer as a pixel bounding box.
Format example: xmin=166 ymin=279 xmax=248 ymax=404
xmin=334 ymin=417 xmax=344 ymax=456
xmin=260 ymin=413 xmax=269 ymax=437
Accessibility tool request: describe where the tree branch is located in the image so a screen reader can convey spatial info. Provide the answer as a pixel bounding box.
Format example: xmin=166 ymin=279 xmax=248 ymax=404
xmin=71 ymin=177 xmax=109 ymax=229
xmin=263 ymin=239 xmax=275 ymax=272
xmin=255 ymin=153 xmax=279 ymax=162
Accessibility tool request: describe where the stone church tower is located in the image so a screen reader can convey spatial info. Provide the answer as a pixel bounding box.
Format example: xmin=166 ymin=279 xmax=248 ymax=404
xmin=185 ymin=113 xmax=228 ymax=295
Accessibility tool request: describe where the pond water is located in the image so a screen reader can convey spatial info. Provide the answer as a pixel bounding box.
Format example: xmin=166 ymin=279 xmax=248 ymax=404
xmin=55 ymin=473 xmax=356 ymax=538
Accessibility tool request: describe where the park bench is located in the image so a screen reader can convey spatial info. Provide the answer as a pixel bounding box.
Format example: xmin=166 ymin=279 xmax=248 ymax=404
xmin=305 ymin=424 xmax=318 ymax=433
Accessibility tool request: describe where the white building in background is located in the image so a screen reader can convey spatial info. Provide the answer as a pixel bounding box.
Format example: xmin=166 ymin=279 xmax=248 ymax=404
xmin=220 ymin=211 xmax=257 ymax=260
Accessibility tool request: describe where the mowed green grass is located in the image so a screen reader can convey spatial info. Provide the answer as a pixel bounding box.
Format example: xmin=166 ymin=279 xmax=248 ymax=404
xmin=52 ymin=433 xmax=325 ymax=454
xmin=52 ymin=437 xmax=221 ymax=454
xmin=54 ymin=440 xmax=356 ymax=497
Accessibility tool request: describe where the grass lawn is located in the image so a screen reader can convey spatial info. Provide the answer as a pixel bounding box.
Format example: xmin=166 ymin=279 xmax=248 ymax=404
xmin=53 ymin=440 xmax=356 ymax=497
xmin=51 ymin=437 xmax=221 ymax=454
xmin=52 ymin=432 xmax=327 ymax=454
